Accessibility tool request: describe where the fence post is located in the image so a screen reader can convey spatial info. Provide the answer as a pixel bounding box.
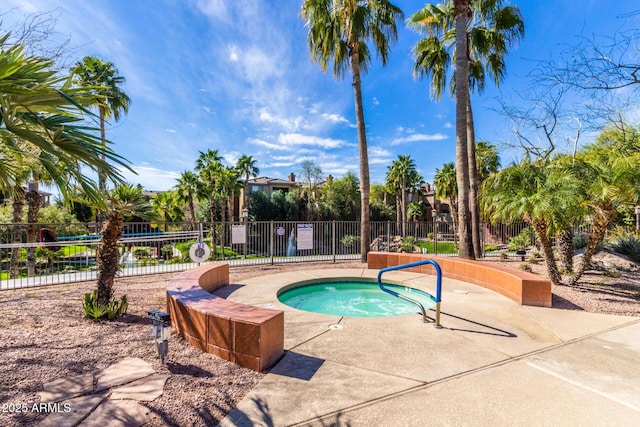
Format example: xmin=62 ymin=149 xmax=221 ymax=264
xmin=434 ymin=219 xmax=438 ymax=256
xmin=332 ymin=220 xmax=336 ymax=263
xmin=270 ymin=221 xmax=274 ymax=265
xmin=386 ymin=221 xmax=390 ymax=253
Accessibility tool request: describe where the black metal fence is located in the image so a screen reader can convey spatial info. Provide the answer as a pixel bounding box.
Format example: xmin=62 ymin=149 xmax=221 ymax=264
xmin=0 ymin=220 xmax=587 ymax=289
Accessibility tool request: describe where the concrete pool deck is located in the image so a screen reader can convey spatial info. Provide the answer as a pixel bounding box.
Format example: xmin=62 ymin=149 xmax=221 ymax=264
xmin=217 ymin=268 xmax=640 ymax=426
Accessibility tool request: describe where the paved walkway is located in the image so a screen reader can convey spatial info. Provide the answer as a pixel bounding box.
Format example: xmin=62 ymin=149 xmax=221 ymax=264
xmin=217 ymin=268 xmax=640 ymax=426
xmin=37 ymin=357 xmax=168 ymax=427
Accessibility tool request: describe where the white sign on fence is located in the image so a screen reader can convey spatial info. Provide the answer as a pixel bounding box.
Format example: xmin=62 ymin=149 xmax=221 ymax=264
xmin=232 ymin=225 xmax=246 ymax=244
xmin=296 ymin=224 xmax=313 ymax=250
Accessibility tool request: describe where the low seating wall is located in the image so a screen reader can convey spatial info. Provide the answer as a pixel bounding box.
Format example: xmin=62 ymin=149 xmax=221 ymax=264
xmin=368 ymin=252 xmax=552 ymax=307
xmin=166 ymin=263 xmax=284 ymax=372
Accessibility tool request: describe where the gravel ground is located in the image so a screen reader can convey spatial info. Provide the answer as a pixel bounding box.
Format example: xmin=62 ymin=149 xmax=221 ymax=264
xmin=0 ymin=255 xmax=638 ymax=426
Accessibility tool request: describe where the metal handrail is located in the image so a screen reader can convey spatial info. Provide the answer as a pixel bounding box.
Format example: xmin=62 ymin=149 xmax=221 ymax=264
xmin=377 ymin=259 xmax=442 ymax=327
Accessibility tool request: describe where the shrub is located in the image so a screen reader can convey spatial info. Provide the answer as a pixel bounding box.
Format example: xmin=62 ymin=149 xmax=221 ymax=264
xmin=401 ymin=236 xmax=416 ymax=252
xmin=519 ymin=263 xmax=532 ymax=272
xmin=508 ymin=228 xmax=532 ymax=251
xmin=83 ymin=291 xmax=128 ymax=321
xmin=605 ymin=227 xmax=640 ymax=262
xmin=573 ymin=232 xmax=589 ymax=250
xmin=133 ymin=247 xmax=150 ymax=259
xmin=341 ymin=235 xmax=360 ymax=249
xmin=484 ymin=244 xmax=500 ymax=252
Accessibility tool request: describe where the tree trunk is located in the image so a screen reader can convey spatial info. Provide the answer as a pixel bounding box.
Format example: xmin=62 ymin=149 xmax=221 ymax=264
xmin=188 ymin=192 xmax=196 ymax=231
xmin=533 ymin=220 xmax=564 ymax=287
xmin=96 ymin=213 xmax=123 ymax=305
xmin=449 ymin=196 xmax=459 ymax=248
xmin=401 ymin=174 xmax=407 ymax=236
xmin=25 ymin=190 xmax=41 ymax=276
xmin=454 ymin=0 xmax=473 ymax=259
xmin=466 ymin=95 xmax=481 ymax=258
xmin=210 ymin=197 xmax=217 ymax=259
xmin=350 ymin=47 xmax=371 ymax=263
xmin=570 ymin=211 xmax=612 ymax=285
xmin=10 ymin=190 xmax=25 ymax=279
xmin=558 ymin=226 xmax=574 ymax=273
xmin=97 ymin=105 xmax=107 ymax=224
xmin=395 ymin=187 xmax=401 ymax=235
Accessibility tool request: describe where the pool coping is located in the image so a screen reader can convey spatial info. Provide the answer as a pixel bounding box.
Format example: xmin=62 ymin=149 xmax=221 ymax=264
xmin=217 ymin=267 xmax=640 ymax=426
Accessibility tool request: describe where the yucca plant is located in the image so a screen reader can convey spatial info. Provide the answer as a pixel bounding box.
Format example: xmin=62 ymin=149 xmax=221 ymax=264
xmin=83 ymin=291 xmax=128 ymax=321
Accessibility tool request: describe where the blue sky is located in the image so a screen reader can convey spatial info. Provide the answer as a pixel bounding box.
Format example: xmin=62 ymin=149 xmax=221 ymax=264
xmin=2 ymin=0 xmax=638 ymax=191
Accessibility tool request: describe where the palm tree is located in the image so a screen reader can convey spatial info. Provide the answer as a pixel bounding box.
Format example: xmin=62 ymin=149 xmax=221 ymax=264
xmin=434 ymin=162 xmax=459 ymax=246
xmin=175 ymin=171 xmax=199 ymax=230
xmin=475 ymin=141 xmax=501 ymax=183
xmin=71 ymin=56 xmax=131 ymax=196
xmin=236 ymin=155 xmax=259 ymax=215
xmin=96 ymin=183 xmax=152 ymax=305
xmin=387 ymin=155 xmax=421 ymax=236
xmin=150 ymin=190 xmax=184 ymax=231
xmin=0 ymin=35 xmax=131 ymax=205
xmin=569 ymin=143 xmax=640 ymax=285
xmin=195 ymin=149 xmax=223 ymax=256
xmin=301 ymin=0 xmax=404 ymax=262
xmin=409 ymin=0 xmax=524 ymax=259
xmin=482 ymin=158 xmax=581 ymax=287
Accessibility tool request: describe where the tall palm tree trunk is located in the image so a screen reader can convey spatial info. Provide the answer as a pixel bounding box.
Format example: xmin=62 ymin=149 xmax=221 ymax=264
xmin=401 ymin=174 xmax=407 ymax=236
xmin=96 ymin=213 xmax=123 ymax=305
xmin=454 ymin=0 xmax=473 ymax=259
xmin=350 ymin=50 xmax=371 ymax=262
xmin=209 ymin=197 xmax=218 ymax=259
xmin=466 ymin=96 xmax=481 ymax=258
xmin=10 ymin=191 xmax=25 ymax=279
xmin=188 ymin=194 xmax=197 ymax=231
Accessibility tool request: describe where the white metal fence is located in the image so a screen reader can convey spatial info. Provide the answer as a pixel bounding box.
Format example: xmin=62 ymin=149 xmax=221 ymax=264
xmin=0 ymin=220 xmax=587 ymax=289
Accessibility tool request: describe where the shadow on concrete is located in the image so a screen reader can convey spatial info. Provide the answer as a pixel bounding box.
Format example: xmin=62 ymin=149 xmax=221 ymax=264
xmin=268 ymin=351 xmax=325 ymax=381
xmin=440 ymin=311 xmax=517 ymax=337
xmin=213 ymin=283 xmax=245 ymax=298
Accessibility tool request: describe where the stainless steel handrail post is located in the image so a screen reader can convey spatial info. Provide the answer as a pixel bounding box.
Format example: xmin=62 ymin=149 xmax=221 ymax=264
xmin=376 ymin=259 xmax=443 ymax=327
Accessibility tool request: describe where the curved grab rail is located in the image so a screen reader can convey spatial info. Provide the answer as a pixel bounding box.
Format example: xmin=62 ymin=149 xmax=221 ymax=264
xmin=377 ymin=259 xmax=442 ymax=327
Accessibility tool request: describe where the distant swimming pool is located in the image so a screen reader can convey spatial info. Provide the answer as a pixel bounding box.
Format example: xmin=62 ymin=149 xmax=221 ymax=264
xmin=277 ymin=278 xmax=436 ymax=318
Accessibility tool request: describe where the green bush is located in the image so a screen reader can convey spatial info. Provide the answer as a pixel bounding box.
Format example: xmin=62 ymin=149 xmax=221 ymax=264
xmin=401 ymin=236 xmax=416 ymax=252
xmin=508 ymin=228 xmax=532 ymax=251
xmin=341 ymin=235 xmax=360 ymax=248
xmin=606 ymin=227 xmax=640 ymax=262
xmin=573 ymin=232 xmax=589 ymax=250
xmin=484 ymin=244 xmax=500 ymax=252
xmin=133 ymin=247 xmax=150 ymax=258
xmin=83 ymin=291 xmax=128 ymax=321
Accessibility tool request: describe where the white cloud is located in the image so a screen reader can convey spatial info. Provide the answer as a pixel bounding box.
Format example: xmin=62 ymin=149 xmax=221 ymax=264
xmin=248 ymin=138 xmax=284 ymax=150
xmin=196 ymin=0 xmax=228 ymax=21
xmin=444 ymin=122 xmax=453 ymax=129
xmin=165 ymin=129 xmax=177 ymax=133
xmin=121 ymin=165 xmax=181 ymax=191
xmin=278 ymin=133 xmax=346 ymax=149
xmin=372 ymin=97 xmax=380 ymax=106
xmin=321 ymin=113 xmax=353 ymax=127
xmin=390 ymin=133 xmax=448 ymax=146
xmin=228 ymin=44 xmax=239 ymax=62
xmin=258 ymin=109 xmax=302 ymax=131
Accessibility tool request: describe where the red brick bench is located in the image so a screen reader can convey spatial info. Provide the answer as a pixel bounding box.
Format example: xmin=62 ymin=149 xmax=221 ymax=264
xmin=368 ymin=252 xmax=551 ymax=307
xmin=166 ymin=263 xmax=284 ymax=371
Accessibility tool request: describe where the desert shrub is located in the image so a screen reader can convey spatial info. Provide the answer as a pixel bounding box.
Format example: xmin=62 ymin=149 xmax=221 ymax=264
xmin=401 ymin=236 xmax=416 ymax=252
xmin=83 ymin=291 xmax=128 ymax=321
xmin=605 ymin=227 xmax=640 ymax=262
xmin=519 ymin=263 xmax=532 ymax=272
xmin=508 ymin=228 xmax=532 ymax=251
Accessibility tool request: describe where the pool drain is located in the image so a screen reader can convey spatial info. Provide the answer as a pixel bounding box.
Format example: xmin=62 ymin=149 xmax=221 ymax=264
xmin=328 ymin=324 xmax=343 ymax=330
